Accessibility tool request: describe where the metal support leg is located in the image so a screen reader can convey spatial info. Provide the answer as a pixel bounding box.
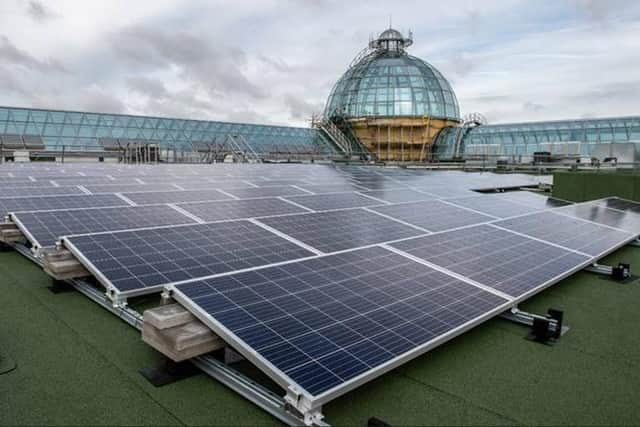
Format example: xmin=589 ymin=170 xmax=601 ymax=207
xmin=500 ymin=307 xmax=567 ymax=344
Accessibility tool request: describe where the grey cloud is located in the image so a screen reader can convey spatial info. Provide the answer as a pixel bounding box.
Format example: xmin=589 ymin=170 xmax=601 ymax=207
xmin=112 ymin=27 xmax=266 ymax=100
xmin=523 ymin=101 xmax=545 ymax=112
xmin=0 ymin=36 xmax=66 ymax=73
xmin=258 ymin=55 xmax=293 ymax=72
xmin=284 ymin=94 xmax=323 ymax=120
xmin=27 ymin=1 xmax=55 ymax=22
xmin=126 ymin=76 xmax=169 ymax=98
xmin=80 ymin=86 xmax=126 ymax=114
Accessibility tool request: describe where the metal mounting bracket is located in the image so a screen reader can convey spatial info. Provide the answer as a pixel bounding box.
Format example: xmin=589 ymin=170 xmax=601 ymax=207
xmin=285 ymin=387 xmax=326 ymax=426
xmin=628 ymin=238 xmax=640 ymax=248
xmin=500 ymin=307 xmax=567 ymax=344
xmin=585 ymin=262 xmax=631 ymax=281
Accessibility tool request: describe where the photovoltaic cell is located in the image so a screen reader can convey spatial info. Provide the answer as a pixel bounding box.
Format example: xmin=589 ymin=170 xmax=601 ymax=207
xmin=598 ymin=197 xmax=640 ymax=214
xmin=284 ymin=192 xmax=384 ymax=211
xmin=391 ymin=224 xmax=590 ymax=298
xmin=13 ymin=205 xmax=197 ymax=248
xmin=84 ymin=184 xmax=180 ymax=194
xmin=258 ymin=209 xmax=424 ymax=253
xmin=494 ymin=211 xmax=635 ymax=256
xmin=556 ymin=203 xmax=640 ymax=234
xmin=173 ymin=246 xmax=509 ymax=398
xmin=445 ymin=195 xmax=539 ymax=218
xmin=224 ymin=186 xmax=309 ymax=199
xmin=178 ymin=198 xmax=308 ymax=222
xmin=361 ymin=189 xmax=434 ymax=204
xmin=370 ymin=200 xmax=494 ymax=232
xmin=64 ymin=221 xmax=314 ymax=295
xmin=298 ymin=184 xmax=367 ymax=194
xmin=122 ymin=189 xmax=231 ymax=205
xmin=0 ymin=194 xmax=128 ymax=215
xmin=0 ymin=186 xmax=84 ymax=198
xmin=493 ymin=191 xmax=571 ymax=209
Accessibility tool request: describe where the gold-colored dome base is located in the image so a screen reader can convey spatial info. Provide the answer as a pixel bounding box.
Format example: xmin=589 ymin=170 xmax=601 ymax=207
xmin=347 ymin=117 xmax=458 ymax=162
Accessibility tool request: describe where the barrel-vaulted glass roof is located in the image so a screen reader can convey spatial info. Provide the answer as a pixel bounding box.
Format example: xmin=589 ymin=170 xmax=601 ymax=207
xmin=324 ymin=29 xmax=460 ymax=121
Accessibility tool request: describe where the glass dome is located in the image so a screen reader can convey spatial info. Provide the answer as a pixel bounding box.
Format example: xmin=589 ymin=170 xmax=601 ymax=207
xmin=324 ymin=29 xmax=460 ymax=121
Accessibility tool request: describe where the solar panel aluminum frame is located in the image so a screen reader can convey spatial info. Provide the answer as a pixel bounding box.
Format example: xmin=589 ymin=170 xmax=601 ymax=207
xmin=167 ymin=248 xmax=515 ymax=419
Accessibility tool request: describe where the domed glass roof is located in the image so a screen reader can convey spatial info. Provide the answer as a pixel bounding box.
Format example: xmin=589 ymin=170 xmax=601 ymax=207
xmin=324 ymin=29 xmax=460 ymax=121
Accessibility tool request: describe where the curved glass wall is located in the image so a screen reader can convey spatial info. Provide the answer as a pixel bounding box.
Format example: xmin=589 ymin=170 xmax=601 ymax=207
xmin=435 ymin=116 xmax=640 ymax=159
xmin=0 ymin=106 xmax=336 ymax=155
xmin=324 ymin=54 xmax=460 ymax=121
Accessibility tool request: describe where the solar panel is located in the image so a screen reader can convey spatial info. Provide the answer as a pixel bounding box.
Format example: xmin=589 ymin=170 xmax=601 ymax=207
xmin=283 ymin=192 xmax=385 ymax=211
xmin=0 ymin=194 xmax=129 ymax=215
xmin=445 ymin=195 xmax=539 ymax=218
xmin=390 ymin=224 xmax=591 ymax=298
xmin=493 ymin=191 xmax=571 ymax=209
xmin=598 ymin=197 xmax=640 ymax=214
xmin=370 ymin=200 xmax=494 ymax=232
xmin=83 ymin=184 xmax=180 ymax=194
xmin=63 ymin=221 xmax=315 ymax=297
xmin=178 ymin=198 xmax=308 ymax=222
xmin=224 ymin=186 xmax=310 ymax=199
xmin=257 ymin=209 xmax=425 ymax=253
xmin=556 ymin=203 xmax=640 ymax=234
xmin=0 ymin=181 xmax=56 ymax=188
xmin=171 ymin=246 xmax=509 ymax=400
xmin=360 ymin=189 xmax=434 ymax=204
xmin=122 ymin=189 xmax=232 ymax=205
xmin=298 ymin=184 xmax=367 ymax=194
xmin=12 ymin=205 xmax=197 ymax=248
xmin=0 ymin=186 xmax=84 ymax=198
xmin=494 ymin=211 xmax=635 ymax=256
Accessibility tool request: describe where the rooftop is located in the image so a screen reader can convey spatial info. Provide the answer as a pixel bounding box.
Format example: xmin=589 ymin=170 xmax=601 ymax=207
xmin=2 ymin=239 xmax=640 ymax=425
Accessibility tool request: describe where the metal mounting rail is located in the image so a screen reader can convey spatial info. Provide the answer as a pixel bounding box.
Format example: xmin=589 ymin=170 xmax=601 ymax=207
xmin=10 ymin=242 xmax=327 ymax=426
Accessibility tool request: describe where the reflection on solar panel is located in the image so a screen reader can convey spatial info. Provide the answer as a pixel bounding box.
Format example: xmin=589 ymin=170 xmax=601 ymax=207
xmin=284 ymin=192 xmax=384 ymax=211
xmin=598 ymin=197 xmax=640 ymax=214
xmin=258 ymin=209 xmax=424 ymax=253
xmin=361 ymin=189 xmax=433 ymax=203
xmin=494 ymin=211 xmax=634 ymax=256
xmin=557 ymin=203 xmax=640 ymax=234
xmin=224 ymin=186 xmax=309 ymax=199
xmin=84 ymin=184 xmax=180 ymax=194
xmin=178 ymin=198 xmax=307 ymax=222
xmin=446 ymin=195 xmax=537 ymax=218
xmin=493 ymin=191 xmax=571 ymax=209
xmin=408 ymin=187 xmax=477 ymax=199
xmin=13 ymin=205 xmax=196 ymax=248
xmin=251 ymin=179 xmax=310 ymax=187
xmin=391 ymin=224 xmax=590 ymax=298
xmin=0 ymin=194 xmax=128 ymax=215
xmin=122 ymin=189 xmax=231 ymax=205
xmin=172 ymin=246 xmax=509 ymax=398
xmin=370 ymin=200 xmax=494 ymax=232
xmin=63 ymin=221 xmax=315 ymax=296
xmin=298 ymin=184 xmax=366 ymax=194
xmin=0 ymin=186 xmax=84 ymax=198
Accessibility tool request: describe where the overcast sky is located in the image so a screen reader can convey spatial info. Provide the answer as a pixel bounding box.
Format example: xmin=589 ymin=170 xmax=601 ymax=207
xmin=0 ymin=0 xmax=639 ymax=127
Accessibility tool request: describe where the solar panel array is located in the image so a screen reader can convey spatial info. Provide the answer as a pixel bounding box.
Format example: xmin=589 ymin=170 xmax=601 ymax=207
xmin=258 ymin=209 xmax=424 ymax=253
xmin=390 ymin=225 xmax=591 ymax=298
xmin=178 ymin=198 xmax=308 ymax=222
xmin=63 ymin=221 xmax=315 ymax=296
xmin=173 ymin=246 xmax=509 ymax=396
xmin=3 ymin=163 xmax=639 ymax=412
xmin=12 ymin=205 xmax=197 ymax=248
